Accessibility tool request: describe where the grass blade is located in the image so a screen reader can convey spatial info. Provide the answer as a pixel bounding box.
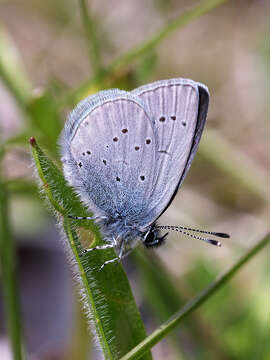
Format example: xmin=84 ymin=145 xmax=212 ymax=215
xmin=0 ymin=26 xmax=31 ymax=109
xmin=30 ymin=138 xmax=152 ymax=360
xmin=79 ymin=0 xmax=103 ymax=75
xmin=120 ymin=233 xmax=270 ymax=360
xmin=67 ymin=0 xmax=229 ymax=103
xmin=134 ymin=250 xmax=231 ymax=359
xmin=0 ymin=184 xmax=25 ymax=360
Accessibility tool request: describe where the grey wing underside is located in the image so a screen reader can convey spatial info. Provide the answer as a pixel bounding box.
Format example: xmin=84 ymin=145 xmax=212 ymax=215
xmin=60 ymin=89 xmax=157 ymax=221
xmin=132 ymin=78 xmax=209 ymax=227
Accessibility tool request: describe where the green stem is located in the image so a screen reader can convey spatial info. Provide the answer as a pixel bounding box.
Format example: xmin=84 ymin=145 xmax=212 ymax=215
xmin=0 ymin=27 xmax=32 ymax=111
xmin=0 ymin=184 xmax=25 ymax=360
xmin=108 ymin=0 xmax=227 ymax=72
xmin=79 ymin=0 xmax=103 ymax=75
xmin=120 ymin=233 xmax=270 ymax=360
xmin=67 ymin=0 xmax=228 ymax=103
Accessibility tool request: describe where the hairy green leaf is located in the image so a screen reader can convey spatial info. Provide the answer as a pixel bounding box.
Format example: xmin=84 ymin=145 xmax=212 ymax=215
xmin=30 ymin=138 xmax=152 ymax=360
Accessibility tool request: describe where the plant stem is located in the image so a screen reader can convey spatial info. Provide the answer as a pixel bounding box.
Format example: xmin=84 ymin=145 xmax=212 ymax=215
xmin=120 ymin=233 xmax=270 ymax=360
xmin=79 ymin=0 xmax=103 ymax=76
xmin=0 ymin=27 xmax=32 ymax=110
xmin=108 ymin=0 xmax=228 ymax=73
xmin=68 ymin=0 xmax=229 ymax=103
xmin=0 ymin=184 xmax=25 ymax=360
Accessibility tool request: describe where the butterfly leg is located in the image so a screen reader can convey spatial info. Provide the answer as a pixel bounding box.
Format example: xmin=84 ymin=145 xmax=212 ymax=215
xmin=81 ymin=236 xmax=119 ymax=257
xmin=82 ymin=243 xmax=115 ymax=254
xmin=69 ymin=215 xmax=107 ymax=221
xmin=99 ymin=239 xmax=125 ymax=271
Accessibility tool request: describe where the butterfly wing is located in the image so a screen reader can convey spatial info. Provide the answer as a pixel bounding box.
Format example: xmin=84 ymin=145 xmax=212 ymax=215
xmin=60 ymin=89 xmax=157 ymax=222
xmin=132 ymin=78 xmax=209 ymax=227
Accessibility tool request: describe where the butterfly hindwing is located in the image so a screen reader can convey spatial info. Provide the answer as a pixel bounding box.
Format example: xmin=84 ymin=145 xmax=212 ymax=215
xmin=132 ymin=78 xmax=209 ymax=226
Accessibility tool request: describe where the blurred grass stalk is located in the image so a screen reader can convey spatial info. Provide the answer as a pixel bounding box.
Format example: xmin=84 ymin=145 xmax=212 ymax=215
xmin=0 ymin=183 xmax=25 ymax=360
xmin=121 ymin=233 xmax=270 ymax=360
xmin=201 ymin=130 xmax=270 ymax=204
xmin=134 ymin=250 xmax=231 ymax=359
xmin=0 ymin=26 xmax=31 ymax=110
xmin=69 ymin=0 xmax=229 ymax=102
xmin=79 ymin=0 xmax=103 ymax=76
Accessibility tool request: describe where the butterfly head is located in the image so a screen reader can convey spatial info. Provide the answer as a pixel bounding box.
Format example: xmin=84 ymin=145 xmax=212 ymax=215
xmin=142 ymin=225 xmax=169 ymax=248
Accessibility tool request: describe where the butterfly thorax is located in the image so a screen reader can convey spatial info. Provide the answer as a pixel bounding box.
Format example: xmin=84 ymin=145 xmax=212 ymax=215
xmin=99 ymin=216 xmax=166 ymax=250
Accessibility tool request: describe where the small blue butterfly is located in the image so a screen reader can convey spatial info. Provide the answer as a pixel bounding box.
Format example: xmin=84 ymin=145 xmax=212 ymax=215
xmin=60 ymin=78 xmax=229 ymax=269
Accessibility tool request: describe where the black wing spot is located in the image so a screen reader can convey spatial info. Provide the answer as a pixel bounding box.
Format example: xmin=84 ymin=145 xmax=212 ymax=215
xmin=85 ymin=121 xmax=89 ymax=126
xmin=159 ymin=116 xmax=165 ymax=122
xmin=140 ymin=175 xmax=145 ymax=181
xmin=113 ymin=137 xmax=118 ymax=142
xmin=122 ymin=128 xmax=128 ymax=133
xmin=135 ymin=146 xmax=140 ymax=151
xmin=116 ymin=176 xmax=120 ymax=182
xmin=158 ymin=150 xmax=171 ymax=156
xmin=86 ymin=150 xmax=91 ymax=155
xmin=82 ymin=152 xmax=85 ymax=156
xmin=181 ymin=122 xmax=186 ymax=127
xmin=171 ymin=116 xmax=176 ymax=120
xmin=146 ymin=139 xmax=151 ymax=144
xmin=103 ymin=160 xmax=107 ymax=165
xmin=78 ymin=162 xmax=82 ymax=168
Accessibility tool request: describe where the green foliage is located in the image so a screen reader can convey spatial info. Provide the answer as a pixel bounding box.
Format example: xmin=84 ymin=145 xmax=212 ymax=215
xmin=1 ymin=0 xmax=270 ymax=359
xmin=122 ymin=234 xmax=270 ymax=360
xmin=30 ymin=139 xmax=152 ymax=360
xmin=0 ymin=185 xmax=25 ymax=360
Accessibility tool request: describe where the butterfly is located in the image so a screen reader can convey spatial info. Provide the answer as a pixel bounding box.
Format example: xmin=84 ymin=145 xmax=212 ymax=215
xmin=60 ymin=78 xmax=229 ymax=269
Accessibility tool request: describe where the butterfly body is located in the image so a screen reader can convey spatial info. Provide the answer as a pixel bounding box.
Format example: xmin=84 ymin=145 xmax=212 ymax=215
xmin=60 ymin=78 xmax=211 ymax=265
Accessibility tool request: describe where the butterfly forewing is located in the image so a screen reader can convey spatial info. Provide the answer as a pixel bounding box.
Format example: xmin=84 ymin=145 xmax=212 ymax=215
xmin=132 ymin=79 xmax=209 ymax=226
xmin=61 ymin=90 xmax=157 ymax=222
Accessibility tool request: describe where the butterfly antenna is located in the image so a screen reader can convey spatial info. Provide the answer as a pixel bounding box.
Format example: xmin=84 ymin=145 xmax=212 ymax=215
xmin=157 ymin=226 xmax=227 ymax=247
xmin=157 ymin=225 xmax=230 ymax=239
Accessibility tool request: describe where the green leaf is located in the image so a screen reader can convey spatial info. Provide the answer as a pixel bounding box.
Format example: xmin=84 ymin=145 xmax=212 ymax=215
xmin=0 ymin=184 xmax=25 ymax=360
xmin=30 ymin=138 xmax=152 ymax=360
xmin=121 ymin=233 xmax=270 ymax=360
xmin=0 ymin=26 xmax=32 ymax=109
xmin=27 ymin=92 xmax=63 ymax=155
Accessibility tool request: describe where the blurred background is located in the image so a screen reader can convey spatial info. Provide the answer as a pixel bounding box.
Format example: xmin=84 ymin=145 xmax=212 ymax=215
xmin=0 ymin=0 xmax=270 ymax=359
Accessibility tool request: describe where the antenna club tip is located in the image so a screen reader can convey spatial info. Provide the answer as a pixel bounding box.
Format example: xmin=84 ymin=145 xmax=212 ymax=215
xmin=214 ymin=232 xmax=230 ymax=238
xmin=208 ymin=239 xmax=222 ymax=247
